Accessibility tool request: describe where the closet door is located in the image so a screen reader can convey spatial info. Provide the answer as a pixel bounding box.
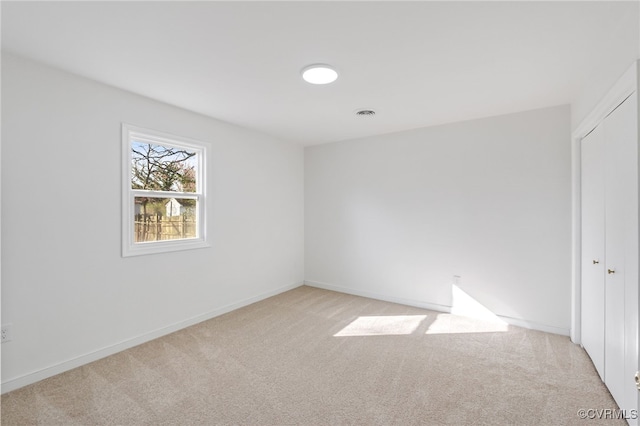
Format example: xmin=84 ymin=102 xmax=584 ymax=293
xmin=581 ymin=123 xmax=606 ymax=380
xmin=604 ymin=94 xmax=638 ymax=414
xmin=581 ymin=92 xmax=638 ymax=416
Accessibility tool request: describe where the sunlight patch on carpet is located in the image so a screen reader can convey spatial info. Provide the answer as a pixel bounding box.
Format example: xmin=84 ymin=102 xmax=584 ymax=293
xmin=334 ymin=315 xmax=427 ymax=337
xmin=425 ymin=314 xmax=508 ymax=334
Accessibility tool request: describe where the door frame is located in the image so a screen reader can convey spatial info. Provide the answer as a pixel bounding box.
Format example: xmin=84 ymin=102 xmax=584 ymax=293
xmin=571 ymin=60 xmax=638 ymax=421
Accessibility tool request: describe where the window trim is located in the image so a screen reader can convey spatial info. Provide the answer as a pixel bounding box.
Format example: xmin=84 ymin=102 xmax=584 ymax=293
xmin=122 ymin=123 xmax=209 ymax=257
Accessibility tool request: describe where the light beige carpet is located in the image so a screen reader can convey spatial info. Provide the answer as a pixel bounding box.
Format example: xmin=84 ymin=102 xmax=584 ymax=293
xmin=1 ymin=286 xmax=622 ymax=425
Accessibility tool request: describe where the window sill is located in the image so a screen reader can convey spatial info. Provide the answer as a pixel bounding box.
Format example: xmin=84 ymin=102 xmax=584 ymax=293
xmin=122 ymin=239 xmax=210 ymax=257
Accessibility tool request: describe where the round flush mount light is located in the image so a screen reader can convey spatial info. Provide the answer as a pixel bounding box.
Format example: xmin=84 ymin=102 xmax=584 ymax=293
xmin=301 ymin=64 xmax=338 ymax=85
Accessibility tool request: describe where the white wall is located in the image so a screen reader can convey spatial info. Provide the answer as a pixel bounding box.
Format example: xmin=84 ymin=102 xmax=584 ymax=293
xmin=1 ymin=53 xmax=304 ymax=391
xmin=571 ymin=0 xmax=639 ymax=130
xmin=305 ymin=105 xmax=571 ymax=334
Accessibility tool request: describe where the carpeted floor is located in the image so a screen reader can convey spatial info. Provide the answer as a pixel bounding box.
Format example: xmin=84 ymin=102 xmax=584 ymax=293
xmin=1 ymin=286 xmax=622 ymax=425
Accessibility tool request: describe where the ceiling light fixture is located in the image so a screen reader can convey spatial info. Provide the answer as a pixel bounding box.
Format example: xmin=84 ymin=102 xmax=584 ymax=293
xmin=301 ymin=64 xmax=338 ymax=85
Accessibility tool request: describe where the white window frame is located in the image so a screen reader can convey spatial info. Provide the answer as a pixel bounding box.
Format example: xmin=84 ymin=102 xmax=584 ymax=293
xmin=122 ymin=123 xmax=209 ymax=257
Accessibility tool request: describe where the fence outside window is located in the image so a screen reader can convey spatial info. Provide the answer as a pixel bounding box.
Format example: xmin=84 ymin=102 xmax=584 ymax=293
xmin=134 ymin=214 xmax=196 ymax=242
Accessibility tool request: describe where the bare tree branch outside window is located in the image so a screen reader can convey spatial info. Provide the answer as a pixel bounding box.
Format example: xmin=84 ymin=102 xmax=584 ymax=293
xmin=131 ymin=142 xmax=196 ymax=192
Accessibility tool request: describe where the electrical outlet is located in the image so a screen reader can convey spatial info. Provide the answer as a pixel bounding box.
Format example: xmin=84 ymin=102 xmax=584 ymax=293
xmin=1 ymin=324 xmax=13 ymax=343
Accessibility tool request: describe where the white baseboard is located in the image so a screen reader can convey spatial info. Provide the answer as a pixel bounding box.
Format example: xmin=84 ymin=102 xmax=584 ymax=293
xmin=304 ymin=280 xmax=570 ymax=336
xmin=304 ymin=280 xmax=452 ymax=313
xmin=1 ymin=281 xmax=304 ymax=394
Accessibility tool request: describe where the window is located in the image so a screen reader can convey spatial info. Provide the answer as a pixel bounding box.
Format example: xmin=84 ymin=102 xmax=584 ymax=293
xmin=122 ymin=124 xmax=209 ymax=257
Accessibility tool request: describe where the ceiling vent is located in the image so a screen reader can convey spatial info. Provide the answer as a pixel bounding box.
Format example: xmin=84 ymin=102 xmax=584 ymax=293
xmin=355 ymin=109 xmax=376 ymax=116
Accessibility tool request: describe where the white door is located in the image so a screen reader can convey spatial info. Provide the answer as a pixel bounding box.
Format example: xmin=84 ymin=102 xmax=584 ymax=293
xmin=604 ymin=94 xmax=638 ymax=418
xmin=581 ymin=123 xmax=606 ymax=380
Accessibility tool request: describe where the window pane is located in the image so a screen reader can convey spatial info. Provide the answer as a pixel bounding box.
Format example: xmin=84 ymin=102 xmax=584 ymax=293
xmin=131 ymin=141 xmax=198 ymax=192
xmin=134 ymin=196 xmax=197 ymax=243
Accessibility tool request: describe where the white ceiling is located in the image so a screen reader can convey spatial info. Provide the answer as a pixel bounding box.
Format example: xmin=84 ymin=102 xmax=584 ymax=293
xmin=2 ymin=1 xmax=638 ymax=145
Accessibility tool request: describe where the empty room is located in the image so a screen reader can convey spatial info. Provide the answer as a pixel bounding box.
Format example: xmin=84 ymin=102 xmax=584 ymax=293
xmin=1 ymin=1 xmax=640 ymax=425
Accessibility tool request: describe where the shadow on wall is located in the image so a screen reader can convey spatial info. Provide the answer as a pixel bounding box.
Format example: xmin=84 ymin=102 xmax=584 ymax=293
xmin=333 ymin=285 xmax=509 ymax=337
